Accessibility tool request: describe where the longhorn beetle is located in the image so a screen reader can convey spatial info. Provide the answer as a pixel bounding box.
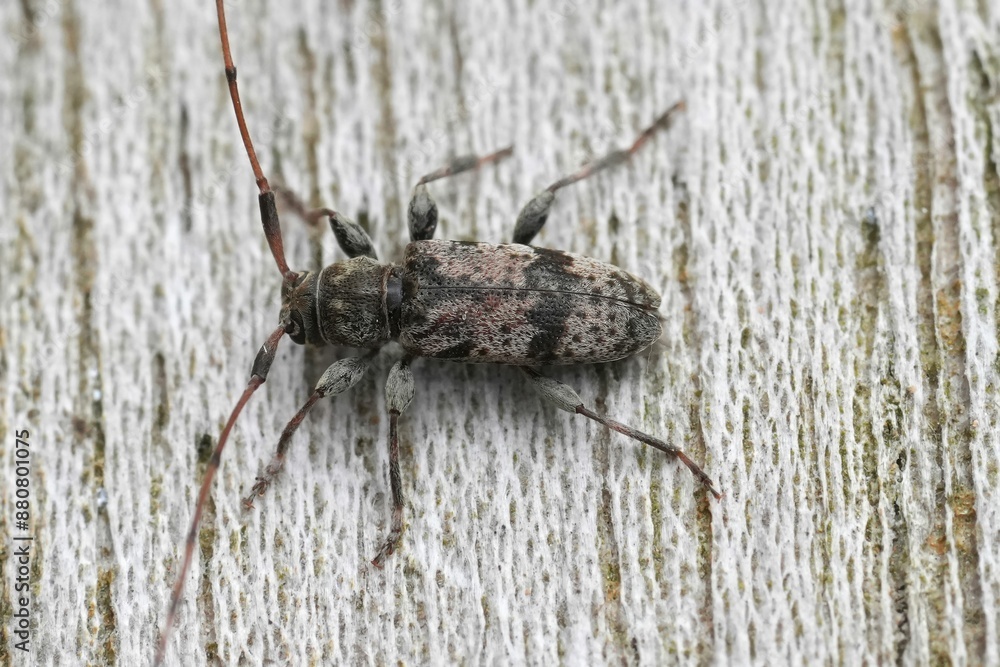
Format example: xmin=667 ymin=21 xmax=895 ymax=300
xmin=155 ymin=1 xmax=722 ymax=663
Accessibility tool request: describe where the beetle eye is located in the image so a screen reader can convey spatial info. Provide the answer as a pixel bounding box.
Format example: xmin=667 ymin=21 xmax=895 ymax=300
xmin=286 ymin=311 xmax=305 ymax=343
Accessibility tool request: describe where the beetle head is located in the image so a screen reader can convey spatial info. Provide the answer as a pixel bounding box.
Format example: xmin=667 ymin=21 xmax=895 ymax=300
xmin=280 ymin=270 xmax=323 ymax=346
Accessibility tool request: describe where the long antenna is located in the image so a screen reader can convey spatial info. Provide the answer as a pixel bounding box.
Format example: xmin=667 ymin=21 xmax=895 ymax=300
xmin=156 ymin=7 xmax=297 ymax=659
xmin=154 ymin=326 xmax=285 ymax=666
xmin=215 ymin=0 xmax=294 ymax=281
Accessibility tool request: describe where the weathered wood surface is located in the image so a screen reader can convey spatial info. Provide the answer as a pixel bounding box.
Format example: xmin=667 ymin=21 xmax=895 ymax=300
xmin=1 ymin=0 xmax=998 ymax=665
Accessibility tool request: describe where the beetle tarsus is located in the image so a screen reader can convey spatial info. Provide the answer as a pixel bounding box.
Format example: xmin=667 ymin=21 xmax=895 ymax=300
xmin=406 ymin=147 xmax=513 ymax=242
xmin=370 ymin=360 xmax=414 ymax=566
xmin=514 ymin=101 xmax=685 ymax=245
xmin=523 ymin=368 xmax=721 ymax=498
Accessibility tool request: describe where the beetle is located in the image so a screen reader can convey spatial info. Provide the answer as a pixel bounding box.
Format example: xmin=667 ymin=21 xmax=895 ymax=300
xmin=155 ymin=1 xmax=721 ymax=663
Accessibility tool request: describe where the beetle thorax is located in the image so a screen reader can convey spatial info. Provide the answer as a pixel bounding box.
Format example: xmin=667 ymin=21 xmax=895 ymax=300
xmin=307 ymin=257 xmax=399 ymax=348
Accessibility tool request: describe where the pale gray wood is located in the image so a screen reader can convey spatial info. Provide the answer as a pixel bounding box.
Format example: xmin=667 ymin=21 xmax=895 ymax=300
xmin=1 ymin=0 xmax=998 ymax=665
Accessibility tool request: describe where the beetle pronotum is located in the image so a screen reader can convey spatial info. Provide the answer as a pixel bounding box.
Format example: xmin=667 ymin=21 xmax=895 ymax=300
xmin=155 ymin=1 xmax=721 ymax=663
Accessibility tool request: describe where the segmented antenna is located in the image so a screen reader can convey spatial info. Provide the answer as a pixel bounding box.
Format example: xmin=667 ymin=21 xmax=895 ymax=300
xmin=154 ymin=326 xmax=285 ymax=666
xmin=215 ymin=0 xmax=294 ymax=282
xmin=155 ymin=3 xmax=296 ymax=662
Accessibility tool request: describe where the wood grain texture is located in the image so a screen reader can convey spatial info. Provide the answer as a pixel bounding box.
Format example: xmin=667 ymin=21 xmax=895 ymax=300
xmin=1 ymin=0 xmax=998 ymax=665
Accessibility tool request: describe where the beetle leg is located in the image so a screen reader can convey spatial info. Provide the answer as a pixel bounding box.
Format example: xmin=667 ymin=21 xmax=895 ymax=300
xmin=521 ymin=367 xmax=722 ymax=499
xmin=406 ymin=184 xmax=438 ymax=242
xmin=372 ymin=358 xmax=415 ymax=567
xmin=242 ymin=357 xmax=372 ymax=509
xmin=274 ymin=186 xmax=378 ymax=260
xmin=408 ymin=146 xmax=513 ymax=241
xmin=325 ymin=210 xmax=378 ymax=260
xmin=513 ymin=101 xmax=685 ymax=245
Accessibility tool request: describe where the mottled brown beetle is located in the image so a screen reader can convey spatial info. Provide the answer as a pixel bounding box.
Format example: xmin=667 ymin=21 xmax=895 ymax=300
xmin=155 ymin=1 xmax=722 ymax=663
